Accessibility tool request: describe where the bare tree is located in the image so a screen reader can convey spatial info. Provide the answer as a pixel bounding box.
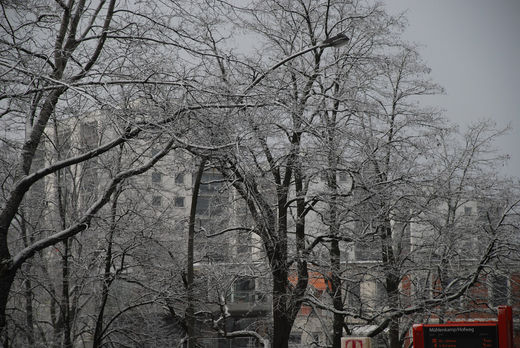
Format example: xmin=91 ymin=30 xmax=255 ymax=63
xmin=2 ymin=1 xmax=517 ymax=348
xmin=306 ymin=5 xmax=414 ymax=346
xmin=0 ymin=0 xmax=242 ymax=344
xmin=185 ymin=1 xmax=401 ymax=346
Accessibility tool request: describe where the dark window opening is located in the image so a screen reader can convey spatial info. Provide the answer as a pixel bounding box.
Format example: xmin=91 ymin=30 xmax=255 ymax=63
xmin=338 ymin=172 xmax=349 ymax=182
xmin=152 ymin=195 xmax=161 ymax=207
xmin=232 ymin=277 xmax=255 ymax=303
xmin=288 ymin=332 xmax=302 ymax=346
xmin=491 ymin=274 xmax=508 ymax=307
xmin=152 ymin=171 xmax=162 ymax=183
xmin=175 ymin=173 xmax=184 ymax=185
xmin=174 ymin=196 xmax=185 ymax=207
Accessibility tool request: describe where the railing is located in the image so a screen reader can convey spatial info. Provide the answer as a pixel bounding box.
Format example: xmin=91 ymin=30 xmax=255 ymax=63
xmin=197 ymin=337 xmax=260 ymax=347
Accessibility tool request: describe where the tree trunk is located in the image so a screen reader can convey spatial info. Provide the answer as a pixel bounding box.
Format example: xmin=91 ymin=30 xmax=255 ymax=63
xmin=23 ymin=264 xmax=35 ymax=347
xmin=330 ymin=239 xmax=344 ymax=348
xmin=0 ymin=270 xmax=14 ymax=348
xmin=271 ymin=268 xmax=292 ymax=348
xmin=20 ymin=209 xmax=35 ymax=346
xmin=325 ymin=79 xmax=345 ymax=348
xmin=93 ymin=155 xmax=123 ymax=348
xmin=92 ymin=199 xmax=118 ymax=348
xmin=386 ymin=276 xmax=401 ymax=348
xmin=388 ymin=319 xmax=400 ymax=348
xmin=60 ymin=240 xmax=72 ymax=348
xmin=269 ymin=234 xmax=304 ymax=348
xmin=92 ymin=265 xmax=111 ymax=348
xmin=271 ymin=311 xmax=292 ymax=348
xmin=382 ymin=222 xmax=401 ymax=348
xmin=327 ymin=163 xmax=344 ymax=348
xmin=186 ymin=158 xmax=206 ymax=348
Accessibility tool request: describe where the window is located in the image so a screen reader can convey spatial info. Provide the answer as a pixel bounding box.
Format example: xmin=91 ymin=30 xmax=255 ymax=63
xmin=194 ymin=196 xmax=224 ymax=215
xmin=376 ymin=280 xmax=387 ymax=301
xmin=206 ymin=242 xmax=228 ymax=262
xmin=81 ymin=169 xmax=98 ymax=197
xmin=354 ymin=221 xmax=381 ymax=261
xmin=464 ymin=206 xmax=472 ymax=216
xmin=311 ymin=333 xmax=320 ymax=345
xmin=174 ymin=196 xmax=185 ymax=207
xmin=288 ymin=332 xmax=302 ymax=347
xmin=57 ymin=129 xmax=72 ymax=157
xmin=440 ymin=276 xmax=461 ymax=295
xmin=80 ymin=121 xmax=98 ymax=149
xmin=435 ymin=275 xmax=463 ymax=310
xmin=151 ymin=147 xmax=159 ymax=156
xmin=354 ymin=239 xmax=381 ymax=261
xmin=175 ymin=173 xmax=184 ymax=185
xmin=413 ymin=275 xmax=432 ymax=301
xmin=490 ymin=274 xmax=509 ymax=307
xmin=196 ymin=196 xmax=209 ymax=214
xmin=198 ymin=172 xmax=224 ymax=192
xmin=151 ymin=171 xmax=162 ymax=183
xmin=308 ymin=286 xmax=324 ymax=299
xmin=236 ymin=232 xmax=251 ymax=255
xmin=151 ymin=195 xmax=161 ymax=207
xmin=338 ymin=172 xmax=349 ymax=182
xmin=233 ymin=277 xmax=255 ymax=303
xmin=346 ymin=280 xmax=361 ymax=307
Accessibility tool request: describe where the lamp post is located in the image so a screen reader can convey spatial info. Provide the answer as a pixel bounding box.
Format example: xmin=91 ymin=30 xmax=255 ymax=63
xmin=235 ymin=32 xmax=349 ymax=348
xmin=242 ymin=34 xmax=349 ymax=94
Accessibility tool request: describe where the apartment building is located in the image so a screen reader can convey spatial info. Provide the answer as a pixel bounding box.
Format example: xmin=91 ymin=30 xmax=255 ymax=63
xmin=20 ymin=111 xmax=518 ymax=348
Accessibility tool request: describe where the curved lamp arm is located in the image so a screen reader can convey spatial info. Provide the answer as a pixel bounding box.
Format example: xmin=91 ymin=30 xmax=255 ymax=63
xmin=242 ymin=34 xmax=349 ymax=95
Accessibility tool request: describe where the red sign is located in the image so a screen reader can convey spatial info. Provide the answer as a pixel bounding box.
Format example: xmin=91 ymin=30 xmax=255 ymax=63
xmin=341 ymin=337 xmax=372 ymax=348
xmin=345 ymin=339 xmax=364 ymax=348
xmin=413 ymin=306 xmax=513 ymax=348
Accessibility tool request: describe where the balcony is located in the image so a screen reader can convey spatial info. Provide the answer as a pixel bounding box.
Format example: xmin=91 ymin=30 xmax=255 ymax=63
xmin=226 ymin=291 xmax=271 ymax=317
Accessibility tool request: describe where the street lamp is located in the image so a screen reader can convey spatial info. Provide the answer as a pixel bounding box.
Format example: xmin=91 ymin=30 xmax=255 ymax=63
xmin=319 ymin=33 xmax=350 ymax=48
xmin=242 ymin=34 xmax=350 ymax=94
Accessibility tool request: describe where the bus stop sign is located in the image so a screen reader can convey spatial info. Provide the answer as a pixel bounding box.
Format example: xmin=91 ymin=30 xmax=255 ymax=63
xmin=413 ymin=306 xmax=513 ymax=348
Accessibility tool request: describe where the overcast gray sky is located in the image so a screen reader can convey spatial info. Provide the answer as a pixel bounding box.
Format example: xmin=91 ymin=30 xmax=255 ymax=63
xmin=386 ymin=0 xmax=520 ymax=177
